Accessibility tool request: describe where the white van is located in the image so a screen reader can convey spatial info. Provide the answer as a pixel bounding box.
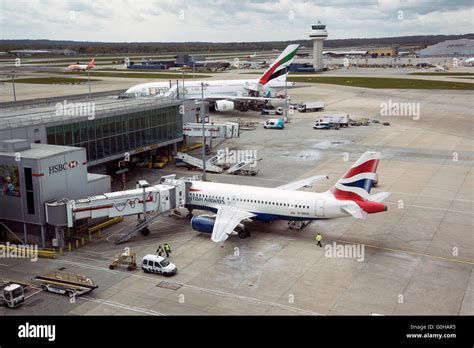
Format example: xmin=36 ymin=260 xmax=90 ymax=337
xmin=141 ymin=254 xmax=177 ymax=276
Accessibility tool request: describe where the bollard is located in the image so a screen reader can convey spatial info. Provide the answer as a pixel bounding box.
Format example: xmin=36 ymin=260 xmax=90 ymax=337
xmin=68 ymin=243 xmax=72 ymax=252
xmin=81 ymin=237 xmax=84 ymax=246
xmin=60 ymin=247 xmax=63 ymax=256
xmin=75 ymin=240 xmax=79 ymax=249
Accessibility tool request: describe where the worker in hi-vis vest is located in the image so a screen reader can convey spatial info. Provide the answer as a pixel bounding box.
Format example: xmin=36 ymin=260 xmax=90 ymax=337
xmin=315 ymin=233 xmax=322 ymax=247
xmin=156 ymin=245 xmax=164 ymax=256
xmin=164 ymin=243 xmax=171 ymax=257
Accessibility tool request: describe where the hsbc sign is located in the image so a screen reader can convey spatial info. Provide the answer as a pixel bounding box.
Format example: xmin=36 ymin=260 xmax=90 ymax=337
xmin=48 ymin=160 xmax=79 ymax=175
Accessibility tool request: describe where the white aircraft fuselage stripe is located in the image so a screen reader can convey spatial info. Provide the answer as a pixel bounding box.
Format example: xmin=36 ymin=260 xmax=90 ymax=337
xmin=188 ymin=181 xmax=349 ymax=220
xmin=338 ymin=172 xmax=377 ymax=183
xmin=333 ymin=183 xmax=369 ymax=199
xmin=126 ymin=78 xmax=290 ymax=98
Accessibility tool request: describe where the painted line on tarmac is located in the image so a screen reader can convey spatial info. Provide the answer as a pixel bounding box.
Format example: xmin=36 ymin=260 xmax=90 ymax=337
xmin=80 ymin=296 xmax=165 ymax=316
xmin=335 ymin=239 xmax=474 ymax=265
xmin=389 ymin=190 xmax=473 ymax=203
xmin=50 ymin=258 xmax=321 ymax=315
xmin=385 ymin=201 xmax=473 ymax=215
xmin=24 ymin=287 xmax=43 ymax=300
xmin=182 ymin=283 xmax=322 ymax=316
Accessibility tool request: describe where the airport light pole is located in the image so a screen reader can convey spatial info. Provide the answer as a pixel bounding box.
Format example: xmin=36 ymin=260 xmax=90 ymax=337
xmin=87 ymin=69 xmax=91 ymax=98
xmin=182 ymin=70 xmax=185 ymax=100
xmin=284 ymin=66 xmax=288 ymax=122
xmin=201 ymin=82 xmax=207 ymax=181
xmin=11 ymin=71 xmax=17 ymax=104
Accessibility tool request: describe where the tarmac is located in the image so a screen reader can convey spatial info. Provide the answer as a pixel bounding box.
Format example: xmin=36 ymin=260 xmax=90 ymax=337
xmin=0 ymin=67 xmax=472 ymax=316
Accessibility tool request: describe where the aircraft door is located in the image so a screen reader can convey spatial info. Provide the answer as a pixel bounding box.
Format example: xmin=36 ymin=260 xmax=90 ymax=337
xmin=315 ymin=199 xmax=324 ymax=217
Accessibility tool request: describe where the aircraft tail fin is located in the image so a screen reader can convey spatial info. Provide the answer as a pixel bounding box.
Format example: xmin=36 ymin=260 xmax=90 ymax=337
xmin=258 ymin=44 xmax=299 ymax=86
xmin=329 ymin=151 xmax=381 ymax=201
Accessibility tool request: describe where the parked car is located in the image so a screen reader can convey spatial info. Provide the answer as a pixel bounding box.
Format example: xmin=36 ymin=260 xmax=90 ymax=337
xmin=141 ymin=254 xmax=177 ymax=276
xmin=313 ymin=121 xmax=331 ymax=130
xmin=263 ymin=118 xmax=285 ymax=129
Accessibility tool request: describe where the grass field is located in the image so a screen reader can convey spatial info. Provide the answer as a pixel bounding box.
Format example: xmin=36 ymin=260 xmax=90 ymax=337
xmin=0 ymin=77 xmax=101 ymax=84
xmin=288 ymin=76 xmax=474 ymax=90
xmin=409 ymin=72 xmax=474 ymax=76
xmin=61 ymin=71 xmax=211 ymax=79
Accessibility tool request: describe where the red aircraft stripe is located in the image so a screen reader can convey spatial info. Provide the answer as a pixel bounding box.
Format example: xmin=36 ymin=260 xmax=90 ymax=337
xmin=343 ymin=159 xmax=379 ymax=179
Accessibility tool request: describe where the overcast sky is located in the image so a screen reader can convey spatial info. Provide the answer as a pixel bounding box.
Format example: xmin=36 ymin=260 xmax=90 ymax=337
xmin=0 ymin=0 xmax=472 ymax=42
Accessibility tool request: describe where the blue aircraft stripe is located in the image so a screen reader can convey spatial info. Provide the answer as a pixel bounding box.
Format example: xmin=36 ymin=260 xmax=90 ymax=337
xmin=185 ymin=204 xmax=319 ymax=222
xmin=341 ymin=179 xmax=373 ymax=193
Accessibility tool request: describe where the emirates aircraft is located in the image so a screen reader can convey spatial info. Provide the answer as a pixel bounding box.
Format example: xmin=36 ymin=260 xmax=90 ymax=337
xmin=165 ymin=152 xmax=390 ymax=244
xmin=123 ymin=45 xmax=300 ymax=111
xmin=68 ymin=58 xmax=95 ymax=72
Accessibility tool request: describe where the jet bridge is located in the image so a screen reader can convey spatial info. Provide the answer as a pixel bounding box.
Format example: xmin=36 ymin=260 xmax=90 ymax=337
xmin=183 ymin=122 xmax=239 ymax=139
xmin=45 ymin=177 xmax=192 ymax=244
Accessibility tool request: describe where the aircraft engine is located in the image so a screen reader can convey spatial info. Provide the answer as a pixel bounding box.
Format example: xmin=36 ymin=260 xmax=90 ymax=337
xmin=215 ymin=100 xmax=235 ymax=112
xmin=191 ymin=216 xmax=215 ymax=234
xmin=191 ymin=215 xmax=247 ymax=238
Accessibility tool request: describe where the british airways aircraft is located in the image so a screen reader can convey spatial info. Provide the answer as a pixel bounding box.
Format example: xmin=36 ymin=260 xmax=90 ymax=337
xmin=165 ymin=152 xmax=390 ymax=245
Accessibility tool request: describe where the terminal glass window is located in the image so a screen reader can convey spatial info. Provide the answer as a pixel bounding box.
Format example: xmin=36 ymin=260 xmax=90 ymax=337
xmin=23 ymin=167 xmax=35 ymax=215
xmin=45 ymin=105 xmax=182 ymax=163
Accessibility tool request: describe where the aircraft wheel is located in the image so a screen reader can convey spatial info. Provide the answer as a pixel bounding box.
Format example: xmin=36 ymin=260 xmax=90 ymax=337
xmin=237 ymin=227 xmax=247 ymax=239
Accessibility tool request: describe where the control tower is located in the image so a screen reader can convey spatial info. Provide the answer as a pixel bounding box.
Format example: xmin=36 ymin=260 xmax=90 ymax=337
xmin=309 ymin=22 xmax=328 ymax=71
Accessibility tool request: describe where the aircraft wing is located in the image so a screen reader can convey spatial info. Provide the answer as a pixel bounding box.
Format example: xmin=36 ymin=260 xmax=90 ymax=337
xmin=276 ymin=175 xmax=328 ymax=191
xmin=211 ymin=206 xmax=256 ymax=245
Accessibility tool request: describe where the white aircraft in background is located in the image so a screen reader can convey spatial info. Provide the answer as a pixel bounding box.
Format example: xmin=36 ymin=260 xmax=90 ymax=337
xmin=433 ymin=64 xmax=447 ymax=72
xmin=123 ymin=45 xmax=300 ymax=112
xmin=247 ymin=52 xmax=257 ymax=59
xmin=68 ymin=58 xmax=95 ymax=72
xmin=164 ymin=152 xmax=390 ymax=245
xmin=462 ymin=57 xmax=474 ymax=66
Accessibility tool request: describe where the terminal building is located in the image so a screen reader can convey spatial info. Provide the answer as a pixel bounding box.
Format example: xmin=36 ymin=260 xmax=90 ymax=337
xmin=0 ymin=97 xmax=190 ymax=167
xmin=0 ymin=96 xmax=197 ymax=247
xmin=0 ymin=139 xmax=110 ymax=247
xmin=420 ymin=39 xmax=474 ymax=56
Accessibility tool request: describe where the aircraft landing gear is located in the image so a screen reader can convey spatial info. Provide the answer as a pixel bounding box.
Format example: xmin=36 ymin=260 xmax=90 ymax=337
xmin=236 ymin=226 xmax=250 ymax=239
xmin=186 ymin=208 xmax=193 ymax=219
